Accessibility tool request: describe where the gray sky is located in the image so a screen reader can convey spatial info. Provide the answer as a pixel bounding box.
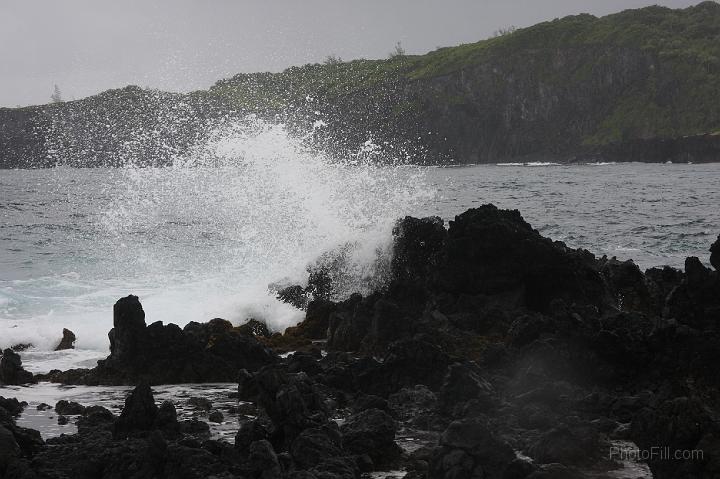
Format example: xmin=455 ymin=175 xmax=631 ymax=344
xmin=0 ymin=0 xmax=700 ymax=107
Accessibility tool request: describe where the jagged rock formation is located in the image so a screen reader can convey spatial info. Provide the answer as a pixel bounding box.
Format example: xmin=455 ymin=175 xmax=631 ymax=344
xmin=37 ymin=295 xmax=277 ymax=385
xmin=0 ymin=349 xmax=34 ymax=386
xmin=275 ymin=203 xmax=720 ymax=479
xmin=5 ymin=203 xmax=720 ymax=478
xmin=54 ymin=328 xmax=76 ymax=351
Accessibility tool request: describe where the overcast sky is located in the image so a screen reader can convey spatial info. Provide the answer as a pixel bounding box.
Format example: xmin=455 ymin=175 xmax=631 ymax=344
xmin=0 ymin=0 xmax=701 ymax=107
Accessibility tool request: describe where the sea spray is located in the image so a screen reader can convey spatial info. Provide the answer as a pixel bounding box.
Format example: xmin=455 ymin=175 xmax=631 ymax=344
xmin=0 ymin=116 xmax=435 ymax=368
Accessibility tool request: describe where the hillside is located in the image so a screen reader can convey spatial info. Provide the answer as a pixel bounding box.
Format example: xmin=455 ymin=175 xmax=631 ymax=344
xmin=2 ymin=1 xmax=720 ymax=167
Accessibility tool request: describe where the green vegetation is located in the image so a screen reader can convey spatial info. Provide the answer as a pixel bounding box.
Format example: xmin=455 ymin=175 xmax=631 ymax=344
xmin=196 ymin=1 xmax=720 ymax=150
xmin=201 ymin=56 xmax=412 ymax=112
xmin=4 ymin=2 xmax=720 ymax=167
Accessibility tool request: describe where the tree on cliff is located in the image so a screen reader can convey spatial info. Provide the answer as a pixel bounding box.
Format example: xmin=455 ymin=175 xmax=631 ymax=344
xmin=50 ymin=84 xmax=63 ymax=103
xmin=389 ymin=41 xmax=406 ymax=59
xmin=324 ymin=55 xmax=343 ymax=65
xmin=492 ymin=25 xmax=517 ymax=37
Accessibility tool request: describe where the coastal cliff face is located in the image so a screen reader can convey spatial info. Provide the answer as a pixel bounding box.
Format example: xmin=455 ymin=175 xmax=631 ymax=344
xmin=2 ymin=1 xmax=720 ymax=167
xmin=0 ymin=107 xmax=50 ymax=169
xmin=314 ymin=1 xmax=720 ymax=164
xmin=405 ymin=47 xmax=702 ymax=163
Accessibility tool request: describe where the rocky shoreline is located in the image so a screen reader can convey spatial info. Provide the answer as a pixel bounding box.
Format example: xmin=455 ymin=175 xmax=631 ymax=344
xmin=1 ymin=204 xmax=719 ymax=479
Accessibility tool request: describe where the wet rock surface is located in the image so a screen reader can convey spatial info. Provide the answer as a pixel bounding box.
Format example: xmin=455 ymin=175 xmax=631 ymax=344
xmin=5 ymin=204 xmax=720 ymax=478
xmin=0 ymin=395 xmax=42 ymax=478
xmin=710 ymin=234 xmax=720 ymax=271
xmin=36 ymin=296 xmax=278 ymax=385
xmin=54 ymin=328 xmax=76 ymax=351
xmin=55 ymin=400 xmax=86 ymax=416
xmin=0 ymin=349 xmax=34 ymax=386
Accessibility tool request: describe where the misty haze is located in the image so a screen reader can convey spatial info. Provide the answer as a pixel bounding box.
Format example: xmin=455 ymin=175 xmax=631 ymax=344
xmin=0 ymin=2 xmax=719 ymax=479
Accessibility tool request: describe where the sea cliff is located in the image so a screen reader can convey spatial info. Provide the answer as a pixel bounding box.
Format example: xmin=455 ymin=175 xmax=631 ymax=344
xmin=2 ymin=2 xmax=720 ymax=167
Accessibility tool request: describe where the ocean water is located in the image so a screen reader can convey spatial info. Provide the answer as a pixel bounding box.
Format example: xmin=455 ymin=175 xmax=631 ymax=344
xmin=424 ymin=161 xmax=720 ymax=268
xmin=0 ymin=382 xmax=243 ymax=441
xmin=1 ymin=120 xmax=719 ymax=373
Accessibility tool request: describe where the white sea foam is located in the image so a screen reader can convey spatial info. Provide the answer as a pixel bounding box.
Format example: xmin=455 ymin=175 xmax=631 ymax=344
xmin=0 ymin=117 xmax=434 ymax=369
xmin=524 ymin=162 xmax=561 ymax=167
xmin=496 ymin=162 xmax=562 ymax=167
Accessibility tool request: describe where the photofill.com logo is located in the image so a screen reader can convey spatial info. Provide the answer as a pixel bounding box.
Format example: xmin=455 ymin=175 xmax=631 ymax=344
xmin=610 ymin=445 xmax=704 ymax=461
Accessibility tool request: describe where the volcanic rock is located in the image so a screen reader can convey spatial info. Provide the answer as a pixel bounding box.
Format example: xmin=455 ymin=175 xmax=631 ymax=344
xmin=113 ymin=383 xmax=158 ymax=438
xmin=54 ymin=328 xmax=76 ymax=351
xmin=390 ymin=215 xmax=446 ymax=286
xmin=664 ymin=257 xmax=720 ymax=329
xmin=0 ymin=397 xmax=25 ymax=417
xmin=110 ymin=294 xmax=147 ymax=364
xmin=340 ymin=408 xmax=401 ymax=466
xmin=430 ymin=417 xmax=515 ymax=479
xmin=238 ymin=368 xmax=260 ymax=402
xmin=631 ymin=395 xmax=719 ymax=479
xmin=600 ymin=257 xmax=652 ymax=312
xmin=236 ymin=318 xmax=271 ymax=338
xmin=77 ymin=406 xmax=116 ymax=433
xmin=528 ymin=424 xmax=608 ymax=466
xmin=326 ymin=293 xmax=372 ymax=351
xmin=248 ymin=439 xmax=282 ymax=478
xmin=153 ymin=400 xmax=179 ymax=436
xmin=0 ymin=349 xmax=34 ymax=385
xmin=290 ymin=424 xmax=343 ymax=469
xmin=253 ymin=366 xmax=328 ymax=448
xmin=438 ymin=362 xmax=497 ymax=415
xmin=13 ymin=205 xmax=720 ymax=479
xmin=284 ymin=299 xmax=336 ymax=340
xmin=710 ymin=234 xmax=720 ymax=271
xmin=208 ymin=411 xmax=224 ymax=423
xmin=435 ymin=205 xmax=609 ymax=312
xmin=235 ymin=418 xmax=271 ymax=452
xmin=0 ymin=425 xmax=21 ymax=471
xmin=39 ymin=295 xmax=277 ymax=385
xmin=55 ymin=400 xmax=86 ymax=416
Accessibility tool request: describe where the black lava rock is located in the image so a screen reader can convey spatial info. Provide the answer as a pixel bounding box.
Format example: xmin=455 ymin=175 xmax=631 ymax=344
xmin=0 ymin=349 xmax=34 ymax=385
xmin=54 ymin=328 xmax=76 ymax=351
xmin=430 ymin=417 xmax=515 ymax=479
xmin=340 ymin=408 xmax=401 ymax=466
xmin=55 ymin=400 xmax=86 ymax=416
xmin=710 ymin=234 xmax=720 ymax=271
xmin=39 ymin=295 xmax=278 ymax=385
xmin=113 ymin=383 xmax=158 ymax=438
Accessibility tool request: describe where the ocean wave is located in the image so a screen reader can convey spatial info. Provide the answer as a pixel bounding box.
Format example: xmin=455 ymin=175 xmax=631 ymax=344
xmin=0 ymin=117 xmax=435 ymax=364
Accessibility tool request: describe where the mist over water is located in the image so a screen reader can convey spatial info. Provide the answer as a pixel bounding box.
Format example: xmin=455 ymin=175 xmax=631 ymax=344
xmin=0 ymin=117 xmax=434 ymax=366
